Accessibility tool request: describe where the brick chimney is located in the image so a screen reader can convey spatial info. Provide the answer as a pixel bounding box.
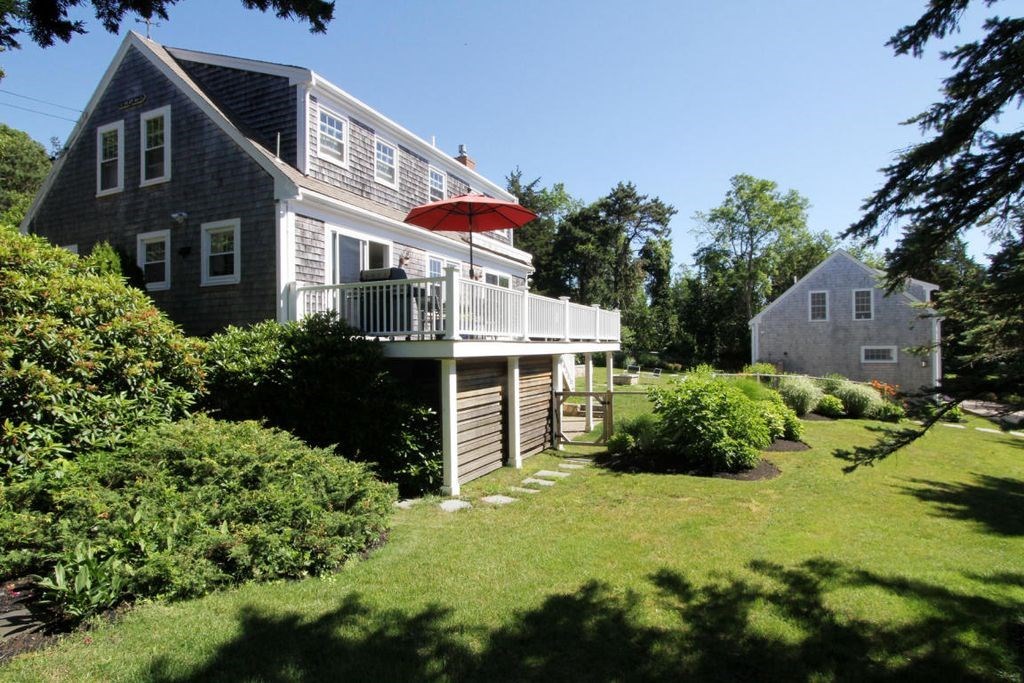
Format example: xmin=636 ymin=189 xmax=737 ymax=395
xmin=455 ymin=143 xmax=476 ymax=170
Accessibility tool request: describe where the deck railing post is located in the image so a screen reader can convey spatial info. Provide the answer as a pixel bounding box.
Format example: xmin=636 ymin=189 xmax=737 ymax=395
xmin=289 ymin=281 xmax=300 ymax=321
xmin=520 ymin=287 xmax=530 ymax=340
xmin=592 ymin=304 xmax=600 ymax=340
xmin=444 ymin=266 xmax=461 ymax=341
xmin=559 ymin=296 xmax=571 ymax=341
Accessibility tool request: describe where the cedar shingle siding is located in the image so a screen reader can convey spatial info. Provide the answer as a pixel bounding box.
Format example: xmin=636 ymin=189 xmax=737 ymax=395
xmin=27 ymin=46 xmax=279 ymax=336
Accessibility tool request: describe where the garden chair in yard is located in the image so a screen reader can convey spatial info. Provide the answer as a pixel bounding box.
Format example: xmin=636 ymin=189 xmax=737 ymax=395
xmin=651 ymin=368 xmax=662 ymax=379
xmin=626 ymin=363 xmax=641 ymax=376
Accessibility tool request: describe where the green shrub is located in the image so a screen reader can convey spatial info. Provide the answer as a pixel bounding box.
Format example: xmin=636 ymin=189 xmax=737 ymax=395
xmin=815 ymin=394 xmax=846 ymax=418
xmin=84 ymin=241 xmax=122 ymax=276
xmin=777 ymin=376 xmax=824 ymax=416
xmin=819 ymin=373 xmax=848 ymax=394
xmin=10 ymin=416 xmax=394 ymax=616
xmin=37 ymin=543 xmax=129 ymax=620
xmin=831 ymin=382 xmax=884 ymax=418
xmin=871 ymin=401 xmax=906 ymax=423
xmin=742 ymin=362 xmax=777 ymax=376
xmin=759 ymin=397 xmax=804 ymax=442
xmin=202 ymin=315 xmax=441 ymax=496
xmin=650 ymin=375 xmax=770 ymax=472
xmin=0 ymin=230 xmax=204 ymax=479
xmin=727 ymin=377 xmax=778 ymax=403
xmin=606 ymin=431 xmax=635 ymax=456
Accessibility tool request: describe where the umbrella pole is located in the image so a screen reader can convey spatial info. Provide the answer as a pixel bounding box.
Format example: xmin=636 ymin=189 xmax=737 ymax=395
xmin=469 ymin=232 xmax=475 ymax=279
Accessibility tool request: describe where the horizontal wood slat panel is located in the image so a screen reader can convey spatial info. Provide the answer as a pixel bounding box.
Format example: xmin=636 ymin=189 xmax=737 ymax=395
xmin=455 ymin=359 xmax=506 ymax=486
xmin=519 ymin=356 xmax=552 ymax=458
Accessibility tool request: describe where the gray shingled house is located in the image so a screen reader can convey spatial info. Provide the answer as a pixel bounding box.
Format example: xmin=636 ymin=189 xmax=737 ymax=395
xmin=22 ymin=32 xmax=620 ymax=494
xmin=748 ymin=250 xmax=941 ymax=391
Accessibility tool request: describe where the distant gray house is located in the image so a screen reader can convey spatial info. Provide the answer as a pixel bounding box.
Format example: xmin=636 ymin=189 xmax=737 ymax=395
xmin=21 ymin=32 xmax=620 ymax=495
xmin=748 ymin=250 xmax=940 ymax=390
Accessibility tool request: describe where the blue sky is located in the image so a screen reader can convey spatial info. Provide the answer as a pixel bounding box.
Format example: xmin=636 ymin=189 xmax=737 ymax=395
xmin=0 ymin=0 xmax=999 ymax=267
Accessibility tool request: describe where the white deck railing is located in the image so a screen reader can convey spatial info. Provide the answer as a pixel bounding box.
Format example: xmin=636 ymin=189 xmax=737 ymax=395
xmin=291 ymin=266 xmax=620 ymax=342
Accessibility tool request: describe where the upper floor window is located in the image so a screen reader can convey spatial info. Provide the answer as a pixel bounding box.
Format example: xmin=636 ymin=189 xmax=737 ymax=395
xmin=375 ymin=138 xmax=398 ymax=188
xmin=136 ymin=229 xmax=170 ymax=291
xmin=429 ymin=167 xmax=446 ymax=202
xmin=201 ymin=219 xmax=241 ymax=286
xmin=96 ymin=120 xmax=124 ymax=196
xmin=809 ymin=290 xmax=828 ymax=321
xmin=140 ymin=106 xmax=171 ymax=186
xmin=853 ymin=289 xmax=873 ymax=320
xmin=318 ymin=109 xmax=347 ymax=164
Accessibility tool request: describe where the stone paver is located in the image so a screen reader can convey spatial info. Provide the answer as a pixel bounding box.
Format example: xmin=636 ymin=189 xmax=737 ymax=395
xmin=439 ymin=499 xmax=472 ymax=512
xmin=975 ymin=427 xmax=1003 ymax=434
xmin=534 ymin=470 xmax=571 ymax=478
xmin=559 ymin=463 xmax=585 ymax=470
xmin=394 ymin=499 xmax=419 ymax=510
xmin=509 ymin=486 xmax=540 ymax=494
xmin=481 ymin=495 xmax=517 ymax=505
xmin=522 ymin=477 xmax=555 ymax=487
xmin=0 ymin=606 xmax=42 ymax=639
xmin=564 ymin=458 xmax=593 ymax=464
xmin=1011 ymin=431 xmax=1024 ymax=438
xmin=940 ymin=423 xmax=967 ymax=429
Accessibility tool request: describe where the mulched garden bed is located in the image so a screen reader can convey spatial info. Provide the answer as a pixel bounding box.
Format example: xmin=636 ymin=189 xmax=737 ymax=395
xmin=764 ymin=438 xmax=811 ymax=452
xmin=713 ymin=458 xmax=782 ymax=481
xmin=802 ymin=413 xmax=835 ymax=421
xmin=0 ymin=577 xmax=52 ymax=664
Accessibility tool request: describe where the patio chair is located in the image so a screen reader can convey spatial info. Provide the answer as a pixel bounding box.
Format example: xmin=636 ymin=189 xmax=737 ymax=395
xmin=651 ymin=368 xmax=663 ymax=379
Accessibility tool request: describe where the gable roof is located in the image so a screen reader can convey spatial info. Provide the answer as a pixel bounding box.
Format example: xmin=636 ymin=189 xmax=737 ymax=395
xmin=22 ymin=33 xmax=529 ymax=267
xmin=748 ymin=249 xmax=936 ymax=325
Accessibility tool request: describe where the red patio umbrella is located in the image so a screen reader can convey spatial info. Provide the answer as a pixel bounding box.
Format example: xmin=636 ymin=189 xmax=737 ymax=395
xmin=404 ymin=193 xmax=536 ymax=278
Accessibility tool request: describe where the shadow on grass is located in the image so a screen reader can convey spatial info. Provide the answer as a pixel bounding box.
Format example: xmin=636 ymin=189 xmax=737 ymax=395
xmin=832 ymin=424 xmax=926 ymax=472
xmin=149 ymin=559 xmax=1019 ymax=682
xmin=899 ymin=474 xmax=1024 ymax=536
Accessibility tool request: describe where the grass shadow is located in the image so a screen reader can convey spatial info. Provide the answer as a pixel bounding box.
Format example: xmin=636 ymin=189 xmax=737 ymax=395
xmin=899 ymin=474 xmax=1024 ymax=536
xmin=148 ymin=559 xmax=1020 ymax=682
xmin=832 ymin=424 xmax=925 ymax=472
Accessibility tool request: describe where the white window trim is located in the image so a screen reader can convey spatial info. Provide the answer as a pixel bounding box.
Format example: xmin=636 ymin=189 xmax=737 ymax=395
xmin=484 ymin=270 xmax=511 ymax=288
xmin=317 ymin=104 xmax=349 ymax=167
xmin=139 ymin=105 xmax=172 ymax=187
xmin=61 ymin=244 xmax=79 ymax=254
xmin=427 ymin=254 xmax=460 ymax=279
xmin=428 ymin=165 xmax=447 ymax=202
xmin=808 ymin=290 xmax=829 ymax=322
xmin=95 ymin=120 xmax=124 ymax=197
xmin=136 ymin=229 xmax=171 ymax=291
xmin=201 ymin=218 xmax=241 ymax=286
xmin=852 ymin=288 xmax=874 ymax=320
xmin=861 ymin=345 xmax=898 ymax=364
xmin=325 ymin=226 xmax=393 ymax=284
xmin=374 ymin=136 xmax=399 ymax=190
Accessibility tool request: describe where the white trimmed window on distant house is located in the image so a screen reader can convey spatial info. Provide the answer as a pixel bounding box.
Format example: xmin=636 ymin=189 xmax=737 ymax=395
xmin=809 ymin=290 xmax=828 ymax=321
xmin=485 ymin=272 xmax=511 ymax=288
xmin=853 ymin=289 xmax=873 ymax=320
xmin=140 ymin=106 xmax=171 ymax=186
xmin=375 ymin=138 xmax=398 ymax=188
xmin=318 ymin=108 xmax=347 ymax=164
xmin=96 ymin=120 xmax=124 ymax=196
xmin=136 ymin=229 xmax=170 ymax=291
xmin=428 ymin=256 xmax=460 ymax=279
xmin=201 ymin=219 xmax=240 ymax=286
xmin=861 ymin=346 xmax=897 ymax=363
xmin=428 ymin=167 xmax=446 ymax=201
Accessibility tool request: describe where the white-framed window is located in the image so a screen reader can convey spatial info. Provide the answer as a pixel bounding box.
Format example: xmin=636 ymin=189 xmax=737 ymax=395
xmin=328 ymin=230 xmax=391 ymax=284
xmin=61 ymin=244 xmax=79 ymax=254
xmin=853 ymin=289 xmax=873 ymax=320
xmin=485 ymin=272 xmax=511 ymax=288
xmin=136 ymin=229 xmax=171 ymax=291
xmin=96 ymin=120 xmax=124 ymax=196
xmin=428 ymin=166 xmax=446 ymax=202
xmin=809 ymin=290 xmax=829 ymax=321
xmin=201 ymin=219 xmax=240 ymax=286
xmin=318 ymin=107 xmax=347 ymax=165
xmin=139 ymin=106 xmax=171 ymax=186
xmin=374 ymin=138 xmax=398 ymax=188
xmin=428 ymin=256 xmax=460 ymax=279
xmin=861 ymin=346 xmax=897 ymax=363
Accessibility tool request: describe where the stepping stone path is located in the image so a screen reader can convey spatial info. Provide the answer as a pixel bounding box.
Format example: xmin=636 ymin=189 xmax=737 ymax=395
xmin=559 ymin=463 xmax=585 ymax=470
xmin=522 ymin=477 xmax=556 ymax=487
xmin=941 ymin=423 xmax=967 ymax=429
xmin=534 ymin=470 xmax=571 ymax=478
xmin=510 ymin=486 xmax=541 ymax=494
xmin=1012 ymin=431 xmax=1024 ymax=438
xmin=481 ymin=495 xmax=517 ymax=505
xmin=394 ymin=499 xmax=418 ymax=510
xmin=439 ymin=499 xmax=472 ymax=513
xmin=975 ymin=427 xmax=1003 ymax=434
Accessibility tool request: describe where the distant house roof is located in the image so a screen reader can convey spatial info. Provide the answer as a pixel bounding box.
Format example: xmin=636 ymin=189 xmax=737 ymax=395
xmin=748 ymin=249 xmax=937 ymax=325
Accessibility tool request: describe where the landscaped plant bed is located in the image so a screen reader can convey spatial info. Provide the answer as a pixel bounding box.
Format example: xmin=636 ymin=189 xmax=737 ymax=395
xmin=712 ymin=458 xmax=782 ymax=481
xmin=803 ymin=413 xmax=836 ymax=422
xmin=764 ymin=438 xmax=811 ymax=452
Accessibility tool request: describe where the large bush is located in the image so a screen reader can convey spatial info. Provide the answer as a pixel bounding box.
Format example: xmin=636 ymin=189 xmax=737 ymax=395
xmin=815 ymin=394 xmax=845 ymax=418
xmin=202 ymin=315 xmax=441 ymax=495
xmin=8 ymin=416 xmax=394 ymax=615
xmin=777 ymin=376 xmax=824 ymax=416
xmin=0 ymin=231 xmax=204 ymax=478
xmin=830 ymin=382 xmax=884 ymax=419
xmin=650 ymin=374 xmax=773 ymax=472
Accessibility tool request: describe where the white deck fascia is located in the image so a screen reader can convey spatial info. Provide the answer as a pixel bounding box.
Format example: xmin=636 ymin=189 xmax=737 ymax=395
xmin=381 ymin=340 xmax=620 ymax=360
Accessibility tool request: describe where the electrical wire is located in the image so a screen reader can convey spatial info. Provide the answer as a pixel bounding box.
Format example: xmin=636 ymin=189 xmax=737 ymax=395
xmin=0 ymin=88 xmax=81 ymax=112
xmin=0 ymin=101 xmax=79 ymax=123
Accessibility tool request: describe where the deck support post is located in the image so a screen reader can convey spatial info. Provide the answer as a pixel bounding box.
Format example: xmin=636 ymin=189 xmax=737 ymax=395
xmin=584 ymin=352 xmax=594 ymax=432
xmin=606 ymin=351 xmax=614 ymax=395
xmin=551 ymin=354 xmax=563 ymax=450
xmin=441 ymin=359 xmax=460 ymax=496
xmin=507 ymin=356 xmax=522 ymax=469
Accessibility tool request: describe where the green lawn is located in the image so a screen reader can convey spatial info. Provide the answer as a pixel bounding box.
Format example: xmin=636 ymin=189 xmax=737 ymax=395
xmin=3 ymin=415 xmax=1023 ymax=681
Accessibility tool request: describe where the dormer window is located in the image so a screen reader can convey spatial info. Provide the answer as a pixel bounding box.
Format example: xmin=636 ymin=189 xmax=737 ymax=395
xmin=96 ymin=120 xmax=124 ymax=196
xmin=375 ymin=138 xmax=398 ymax=188
xmin=429 ymin=167 xmax=446 ymax=201
xmin=140 ymin=106 xmax=171 ymax=186
xmin=318 ymin=108 xmax=347 ymax=164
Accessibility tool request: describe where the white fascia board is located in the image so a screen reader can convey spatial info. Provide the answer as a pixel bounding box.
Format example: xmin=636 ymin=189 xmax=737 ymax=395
xmin=382 ymin=340 xmax=621 ymax=360
xmin=294 ymin=190 xmax=532 ymax=277
xmin=21 ymin=35 xmax=137 ymax=231
xmin=308 ymin=74 xmax=514 ymax=201
xmin=164 ymin=46 xmax=311 ymax=85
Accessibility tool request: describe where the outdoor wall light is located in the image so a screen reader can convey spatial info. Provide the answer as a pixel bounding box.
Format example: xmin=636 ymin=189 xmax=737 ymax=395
xmin=171 ymin=211 xmax=188 ymax=225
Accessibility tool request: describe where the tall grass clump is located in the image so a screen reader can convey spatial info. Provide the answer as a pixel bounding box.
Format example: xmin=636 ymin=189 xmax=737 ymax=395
xmin=777 ymin=376 xmax=824 ymax=416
